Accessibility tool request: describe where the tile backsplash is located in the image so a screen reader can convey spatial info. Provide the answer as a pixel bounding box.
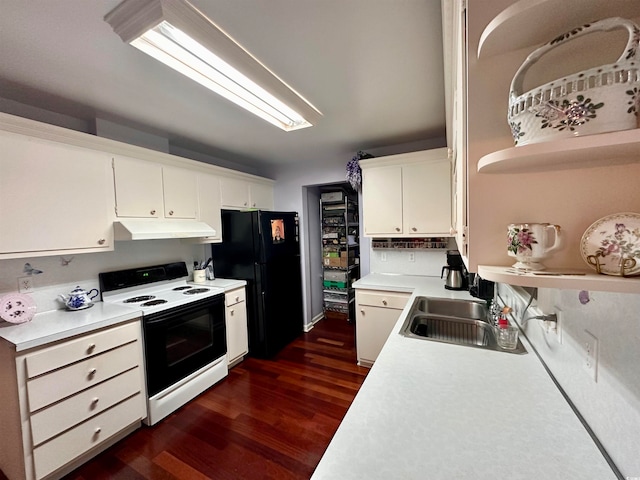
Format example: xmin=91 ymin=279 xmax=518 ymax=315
xmin=369 ymin=240 xmax=455 ymax=277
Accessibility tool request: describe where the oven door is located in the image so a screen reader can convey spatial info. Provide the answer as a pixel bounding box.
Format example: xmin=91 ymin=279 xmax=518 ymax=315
xmin=143 ymin=294 xmax=226 ymax=397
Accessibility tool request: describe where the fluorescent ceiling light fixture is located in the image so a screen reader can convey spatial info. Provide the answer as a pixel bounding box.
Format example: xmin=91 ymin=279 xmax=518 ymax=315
xmin=105 ymin=0 xmax=321 ymax=131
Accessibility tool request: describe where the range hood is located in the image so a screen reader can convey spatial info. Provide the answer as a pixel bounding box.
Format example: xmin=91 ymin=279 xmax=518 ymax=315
xmin=114 ymin=219 xmax=217 ymax=240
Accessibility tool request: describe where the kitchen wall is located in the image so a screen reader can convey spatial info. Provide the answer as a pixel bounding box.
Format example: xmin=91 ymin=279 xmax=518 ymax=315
xmin=369 ymin=242 xmax=454 ymax=277
xmin=500 ymin=284 xmax=640 ymax=476
xmin=0 ymin=240 xmax=206 ymax=313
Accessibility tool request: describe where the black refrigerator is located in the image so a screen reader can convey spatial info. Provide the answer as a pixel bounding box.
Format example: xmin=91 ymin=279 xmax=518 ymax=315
xmin=211 ymin=210 xmax=304 ymax=358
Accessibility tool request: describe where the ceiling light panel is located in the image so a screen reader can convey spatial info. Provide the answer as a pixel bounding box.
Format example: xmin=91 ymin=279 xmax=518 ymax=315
xmin=105 ymin=0 xmax=321 ymax=131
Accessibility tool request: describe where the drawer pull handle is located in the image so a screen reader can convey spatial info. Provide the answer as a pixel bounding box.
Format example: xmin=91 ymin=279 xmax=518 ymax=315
xmin=88 ymin=368 xmax=97 ymax=377
xmin=382 ymin=300 xmax=388 ymax=306
xmin=87 ymin=343 xmax=96 ymax=353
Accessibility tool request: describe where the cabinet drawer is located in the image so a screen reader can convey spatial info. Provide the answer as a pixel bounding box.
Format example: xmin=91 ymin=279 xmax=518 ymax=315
xmin=225 ymin=287 xmax=246 ymax=307
xmin=27 ymin=341 xmax=140 ymax=412
xmin=356 ymin=290 xmax=410 ymax=310
xmin=33 ymin=393 xmax=144 ymax=480
xmin=30 ymin=367 xmax=143 ymax=446
xmin=25 ymin=322 xmax=140 ymax=378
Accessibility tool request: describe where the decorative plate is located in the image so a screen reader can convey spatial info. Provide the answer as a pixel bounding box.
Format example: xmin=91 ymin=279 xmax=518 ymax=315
xmin=580 ymin=212 xmax=640 ymax=276
xmin=0 ymin=293 xmax=37 ymax=324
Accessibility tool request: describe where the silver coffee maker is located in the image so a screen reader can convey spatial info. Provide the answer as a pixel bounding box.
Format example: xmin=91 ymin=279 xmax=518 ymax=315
xmin=441 ymin=250 xmax=468 ymax=290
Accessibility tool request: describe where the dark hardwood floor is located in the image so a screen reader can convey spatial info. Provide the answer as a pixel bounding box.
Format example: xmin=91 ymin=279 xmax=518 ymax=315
xmin=62 ymin=317 xmax=367 ymax=480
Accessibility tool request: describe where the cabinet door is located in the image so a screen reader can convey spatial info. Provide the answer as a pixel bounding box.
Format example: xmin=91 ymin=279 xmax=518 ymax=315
xmin=162 ymin=166 xmax=197 ymax=219
xmin=226 ymin=299 xmax=248 ymax=365
xmin=362 ymin=165 xmax=403 ymax=235
xmin=249 ymin=182 xmax=274 ymax=210
xmin=356 ymin=304 xmax=403 ymax=366
xmin=0 ymin=132 xmax=113 ymax=255
xmin=403 ymin=159 xmax=451 ymax=235
xmin=196 ymin=173 xmax=222 ymax=242
xmin=220 ymin=177 xmax=249 ymax=209
xmin=113 ymin=156 xmax=163 ymax=218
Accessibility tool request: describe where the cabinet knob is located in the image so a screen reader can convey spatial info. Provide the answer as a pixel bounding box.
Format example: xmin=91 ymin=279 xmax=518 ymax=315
xmin=97 ymin=239 xmax=106 ymax=245
xmin=150 ymin=209 xmax=156 ymax=215
xmin=88 ymin=368 xmax=97 ymax=377
xmin=94 ymin=427 xmax=102 ymax=435
xmin=395 ymin=227 xmax=401 ymax=232
xmin=87 ymin=343 xmax=96 ymax=353
xmin=244 ymin=202 xmax=248 ymax=206
xmin=411 ymin=227 xmax=417 ymax=232
xmin=230 ymin=309 xmax=235 ymax=316
xmin=91 ymin=397 xmax=99 ymax=408
xmin=449 ymin=227 xmax=457 ymax=235
xmin=235 ymin=296 xmax=240 ymax=302
xmin=382 ymin=300 xmax=388 ymax=306
xmin=168 ymin=210 xmax=174 ymax=216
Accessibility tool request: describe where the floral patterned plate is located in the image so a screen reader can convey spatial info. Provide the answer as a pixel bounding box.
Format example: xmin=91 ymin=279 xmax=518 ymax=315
xmin=0 ymin=293 xmax=37 ymax=324
xmin=580 ymin=213 xmax=640 ymax=276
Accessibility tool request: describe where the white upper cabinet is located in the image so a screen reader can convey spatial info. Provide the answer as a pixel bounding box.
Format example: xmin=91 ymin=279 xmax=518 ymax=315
xmin=162 ymin=166 xmax=197 ymax=219
xmin=113 ymin=156 xmax=163 ymax=218
xmin=113 ymin=156 xmax=197 ymax=219
xmin=0 ymin=131 xmax=114 ymax=258
xmin=220 ymin=176 xmax=274 ymax=210
xmin=361 ymin=149 xmax=452 ymax=237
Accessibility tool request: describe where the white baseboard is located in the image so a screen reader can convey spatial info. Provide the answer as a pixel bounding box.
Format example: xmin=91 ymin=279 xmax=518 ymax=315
xmin=304 ymin=312 xmax=324 ymax=332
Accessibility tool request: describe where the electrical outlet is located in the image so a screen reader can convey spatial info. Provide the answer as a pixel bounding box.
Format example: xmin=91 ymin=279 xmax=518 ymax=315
xmin=583 ymin=330 xmax=598 ymax=382
xmin=408 ymin=252 xmax=415 ymax=262
xmin=380 ymin=252 xmax=387 ymax=262
xmin=18 ymin=276 xmax=34 ymax=293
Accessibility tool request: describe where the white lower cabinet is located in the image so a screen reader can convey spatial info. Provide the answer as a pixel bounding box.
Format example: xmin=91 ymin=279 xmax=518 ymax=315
xmin=0 ymin=321 xmax=146 ymax=480
xmin=355 ymin=290 xmax=410 ymax=367
xmin=225 ymin=287 xmax=248 ymax=367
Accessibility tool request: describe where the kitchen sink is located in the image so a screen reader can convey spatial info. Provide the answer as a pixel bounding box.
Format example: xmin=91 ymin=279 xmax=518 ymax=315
xmin=400 ymin=297 xmax=526 ymax=354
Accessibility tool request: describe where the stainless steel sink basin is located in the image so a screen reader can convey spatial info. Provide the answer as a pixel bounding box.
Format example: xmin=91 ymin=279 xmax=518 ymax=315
xmin=400 ymin=297 xmax=526 ymax=354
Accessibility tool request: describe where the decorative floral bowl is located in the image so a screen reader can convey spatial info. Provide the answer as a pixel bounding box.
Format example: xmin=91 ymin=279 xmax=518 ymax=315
xmin=508 ymin=17 xmax=640 ymax=146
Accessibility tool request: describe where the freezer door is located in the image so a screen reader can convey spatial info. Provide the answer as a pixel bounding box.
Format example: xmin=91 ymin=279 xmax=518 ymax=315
xmin=258 ymin=211 xmax=299 ymax=263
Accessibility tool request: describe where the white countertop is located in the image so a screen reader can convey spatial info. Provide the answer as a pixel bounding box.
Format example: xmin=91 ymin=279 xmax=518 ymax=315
xmin=0 ymin=302 xmax=142 ymax=352
xmin=312 ymin=274 xmax=617 ymax=480
xmin=0 ymin=278 xmax=247 ymax=352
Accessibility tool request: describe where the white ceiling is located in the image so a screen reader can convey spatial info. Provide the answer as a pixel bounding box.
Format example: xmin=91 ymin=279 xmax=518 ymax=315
xmin=0 ymin=0 xmax=446 ymax=174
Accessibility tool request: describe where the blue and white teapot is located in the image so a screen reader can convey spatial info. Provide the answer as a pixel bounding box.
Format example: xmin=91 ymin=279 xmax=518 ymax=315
xmin=58 ymin=286 xmax=99 ymax=310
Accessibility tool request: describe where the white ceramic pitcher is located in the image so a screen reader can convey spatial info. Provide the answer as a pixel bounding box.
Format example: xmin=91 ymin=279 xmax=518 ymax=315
xmin=507 ymin=223 xmax=562 ymax=271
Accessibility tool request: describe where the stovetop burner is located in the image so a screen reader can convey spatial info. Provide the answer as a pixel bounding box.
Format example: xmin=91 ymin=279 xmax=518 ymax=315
xmin=184 ymin=288 xmax=210 ymax=295
xmin=172 ymin=286 xmax=192 ymax=291
xmin=124 ymin=295 xmax=156 ymax=303
xmin=142 ymin=299 xmax=168 ymax=306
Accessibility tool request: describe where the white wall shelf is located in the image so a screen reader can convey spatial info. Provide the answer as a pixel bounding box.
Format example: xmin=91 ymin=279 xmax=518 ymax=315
xmin=477 ymin=129 xmax=640 ymax=174
xmin=478 ymin=265 xmax=640 ymax=294
xmin=477 ymin=0 xmax=640 ymax=59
